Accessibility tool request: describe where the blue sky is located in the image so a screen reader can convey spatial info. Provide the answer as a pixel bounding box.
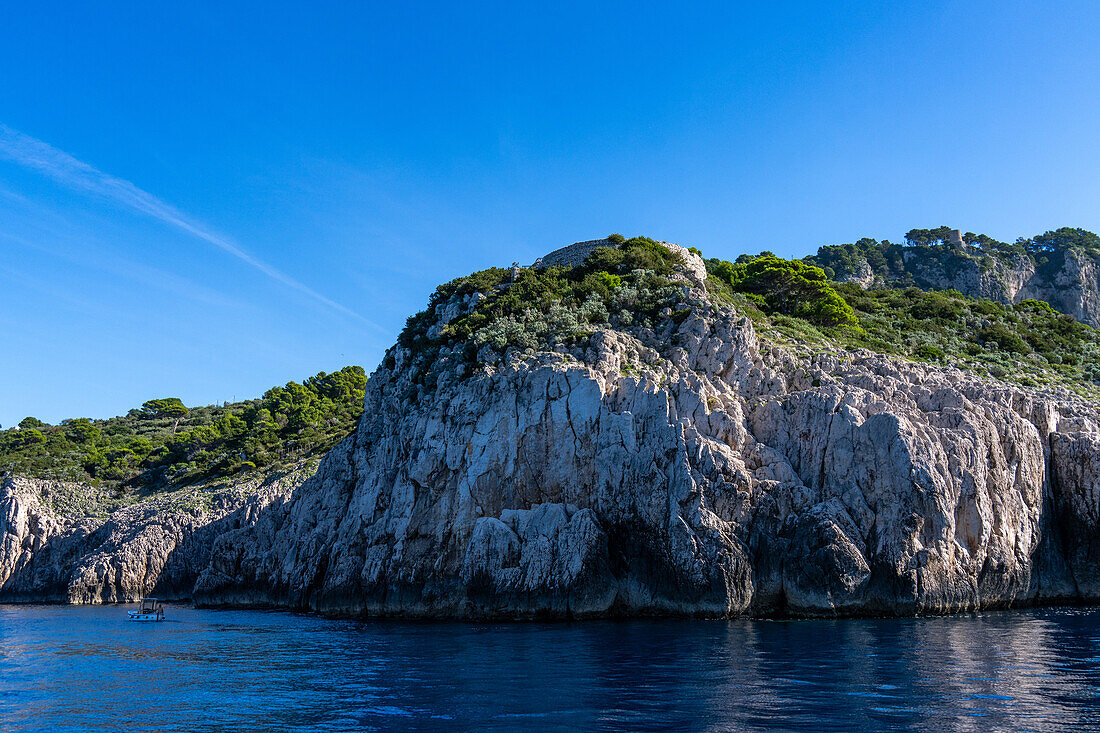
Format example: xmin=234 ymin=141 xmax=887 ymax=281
xmin=2 ymin=1 xmax=1099 ymax=427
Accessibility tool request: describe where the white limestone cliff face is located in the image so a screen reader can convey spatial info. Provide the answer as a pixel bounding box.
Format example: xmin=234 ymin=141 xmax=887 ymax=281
xmin=0 ymin=471 xmax=304 ymax=603
xmin=1020 ymin=250 xmax=1100 ymax=327
xmin=837 ymin=261 xmax=876 ymax=289
xmin=1050 ymin=432 xmax=1100 ymax=595
xmin=7 ymin=239 xmax=1100 ymax=618
xmin=192 ymin=282 xmax=1100 ymax=618
xmin=846 ymin=248 xmax=1100 ymax=328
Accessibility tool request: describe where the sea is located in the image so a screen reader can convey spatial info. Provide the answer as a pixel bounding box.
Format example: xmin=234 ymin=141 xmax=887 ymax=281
xmin=3 ymin=603 xmax=1100 ymax=731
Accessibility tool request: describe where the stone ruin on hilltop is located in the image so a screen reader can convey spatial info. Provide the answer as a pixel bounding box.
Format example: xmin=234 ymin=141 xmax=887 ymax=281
xmin=531 ymin=238 xmax=618 ymax=269
xmin=531 ymin=237 xmax=708 ymax=287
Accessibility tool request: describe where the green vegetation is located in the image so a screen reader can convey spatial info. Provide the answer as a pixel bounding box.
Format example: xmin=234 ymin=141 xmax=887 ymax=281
xmin=699 ymin=250 xmax=1100 ymax=392
xmin=8 ymin=228 xmax=1098 ymax=493
xmin=1030 ymin=227 xmax=1100 ymax=255
xmin=0 ymin=366 xmax=366 ymax=488
xmin=797 ymin=227 xmax=1100 ymax=390
xmin=835 ymin=286 xmax=1100 ymax=389
xmin=397 ymin=235 xmax=686 ymax=391
xmin=745 ymin=279 xmax=1100 ymax=390
xmin=400 ymin=237 xmax=1100 ymax=396
xmin=808 ymin=226 xmax=1100 ymax=286
xmin=705 ymin=255 xmax=859 ymax=327
xmin=140 ymin=398 xmax=188 ymax=433
xmin=808 ymin=237 xmax=908 ymax=282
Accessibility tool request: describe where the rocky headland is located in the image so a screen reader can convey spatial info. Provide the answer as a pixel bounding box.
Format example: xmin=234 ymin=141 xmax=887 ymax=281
xmin=5 ymin=233 xmax=1100 ymax=619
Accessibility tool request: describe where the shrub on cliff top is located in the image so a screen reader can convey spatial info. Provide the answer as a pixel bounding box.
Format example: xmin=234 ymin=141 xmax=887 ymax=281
xmin=807 ymin=226 xmax=1100 ymax=287
xmin=705 ymin=255 xmax=859 ymax=328
xmin=397 ymin=236 xmax=685 ymax=363
xmin=834 ymin=283 xmax=1100 ymax=389
xmin=1030 ymin=227 xmax=1100 ymax=255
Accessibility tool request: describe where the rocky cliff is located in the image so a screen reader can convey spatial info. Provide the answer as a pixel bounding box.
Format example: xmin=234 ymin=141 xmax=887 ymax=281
xmin=813 ymin=235 xmax=1100 ymax=328
xmin=0 ymin=470 xmax=307 ymax=603
xmin=887 ymin=248 xmax=1100 ymax=327
xmin=8 ymin=240 xmax=1100 ymax=619
xmin=187 ymin=246 xmax=1100 ymax=618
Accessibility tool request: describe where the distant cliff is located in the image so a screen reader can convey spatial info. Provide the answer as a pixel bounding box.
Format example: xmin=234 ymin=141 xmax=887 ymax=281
xmin=807 ymin=227 xmax=1100 ymax=328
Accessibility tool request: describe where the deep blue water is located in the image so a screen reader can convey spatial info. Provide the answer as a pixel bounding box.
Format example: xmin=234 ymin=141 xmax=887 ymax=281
xmin=3 ymin=605 xmax=1100 ymax=731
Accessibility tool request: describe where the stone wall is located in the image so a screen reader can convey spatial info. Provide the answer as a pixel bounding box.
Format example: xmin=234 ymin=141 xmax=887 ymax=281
xmin=532 ymin=237 xmax=708 ymax=289
xmin=533 ymin=238 xmax=616 ymax=268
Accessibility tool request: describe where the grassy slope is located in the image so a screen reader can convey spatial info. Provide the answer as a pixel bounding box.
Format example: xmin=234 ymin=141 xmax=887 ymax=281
xmin=706 ymin=269 xmax=1100 ymax=398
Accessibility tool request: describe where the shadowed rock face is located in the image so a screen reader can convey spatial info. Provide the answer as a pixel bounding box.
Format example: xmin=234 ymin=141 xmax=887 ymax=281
xmin=0 ymin=473 xmax=304 ymax=603
xmin=189 ymin=275 xmax=1100 ymax=619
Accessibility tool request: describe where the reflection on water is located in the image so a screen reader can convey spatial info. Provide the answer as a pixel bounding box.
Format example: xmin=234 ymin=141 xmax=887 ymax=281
xmin=3 ymin=604 xmax=1100 ymax=731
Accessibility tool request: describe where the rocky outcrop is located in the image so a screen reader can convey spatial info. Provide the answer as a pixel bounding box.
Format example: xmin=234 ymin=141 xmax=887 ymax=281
xmin=0 ymin=471 xmax=306 ymax=603
xmin=191 ymin=273 xmax=1100 ymax=619
xmin=837 ymin=260 xmax=875 ymax=289
xmin=8 ymin=239 xmax=1100 ymax=618
xmin=1050 ymin=432 xmax=1100 ymax=596
xmin=832 ymin=245 xmax=1100 ymax=327
xmin=1019 ymin=250 xmax=1100 ymax=327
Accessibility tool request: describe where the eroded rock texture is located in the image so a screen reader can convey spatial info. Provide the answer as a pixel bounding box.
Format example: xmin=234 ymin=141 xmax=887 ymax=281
xmin=836 ymin=246 xmax=1100 ymax=328
xmin=192 ymin=282 xmax=1100 ymax=618
xmin=7 ymin=243 xmax=1100 ymax=618
xmin=0 ymin=472 xmax=303 ymax=602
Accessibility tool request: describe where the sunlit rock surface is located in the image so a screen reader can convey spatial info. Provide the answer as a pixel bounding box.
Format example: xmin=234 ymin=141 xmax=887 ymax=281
xmin=6 ymin=241 xmax=1100 ymax=617
xmin=191 ymin=261 xmax=1100 ymax=618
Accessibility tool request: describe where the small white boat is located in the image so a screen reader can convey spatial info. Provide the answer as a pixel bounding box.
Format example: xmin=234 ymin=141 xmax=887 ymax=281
xmin=127 ymin=598 xmax=165 ymax=622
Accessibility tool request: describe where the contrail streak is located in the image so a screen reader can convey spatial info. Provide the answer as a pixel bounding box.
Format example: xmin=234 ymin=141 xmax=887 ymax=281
xmin=0 ymin=123 xmax=371 ymax=324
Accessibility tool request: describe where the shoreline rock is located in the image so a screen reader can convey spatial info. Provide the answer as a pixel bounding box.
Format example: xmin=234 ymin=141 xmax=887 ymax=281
xmin=0 ymin=469 xmax=308 ymax=604
xmin=190 ymin=294 xmax=1100 ymax=619
xmin=7 ymin=250 xmax=1100 ymax=620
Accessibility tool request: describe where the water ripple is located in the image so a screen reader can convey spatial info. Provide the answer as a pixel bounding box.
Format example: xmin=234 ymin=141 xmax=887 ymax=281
xmin=3 ymin=605 xmax=1100 ymax=730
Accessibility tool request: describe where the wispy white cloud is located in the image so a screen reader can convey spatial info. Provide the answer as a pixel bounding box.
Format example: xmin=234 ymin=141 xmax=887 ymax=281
xmin=0 ymin=229 xmax=251 ymax=312
xmin=0 ymin=123 xmax=373 ymax=326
